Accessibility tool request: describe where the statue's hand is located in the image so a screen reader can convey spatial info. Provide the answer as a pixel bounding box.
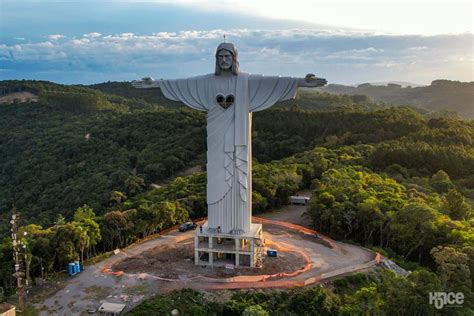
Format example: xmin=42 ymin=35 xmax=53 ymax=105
xmin=305 ymin=73 xmax=316 ymax=82
xmin=131 ymin=77 xmax=159 ymax=89
xmin=305 ymin=73 xmax=327 ymax=87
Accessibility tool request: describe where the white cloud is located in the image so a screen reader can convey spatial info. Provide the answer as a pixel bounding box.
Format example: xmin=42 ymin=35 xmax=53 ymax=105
xmin=325 ymin=47 xmax=385 ymax=60
xmin=374 ymin=61 xmax=401 ymax=68
xmin=408 ymin=46 xmax=428 ymax=51
xmin=1 ymin=29 xmax=472 ymax=84
xmin=84 ymin=32 xmax=102 ymax=38
xmin=70 ymin=38 xmax=91 ymax=45
xmin=48 ymin=34 xmax=65 ymax=41
xmin=119 ymin=33 xmax=135 ymax=38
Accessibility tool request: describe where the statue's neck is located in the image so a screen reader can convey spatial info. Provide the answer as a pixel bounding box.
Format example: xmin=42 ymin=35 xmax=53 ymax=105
xmin=218 ymin=70 xmax=235 ymax=77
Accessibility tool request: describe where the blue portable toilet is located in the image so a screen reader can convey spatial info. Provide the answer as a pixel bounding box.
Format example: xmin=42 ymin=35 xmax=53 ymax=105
xmin=267 ymin=249 xmax=278 ymax=257
xmin=68 ymin=263 xmax=76 ymax=276
xmin=74 ymin=261 xmax=80 ymax=274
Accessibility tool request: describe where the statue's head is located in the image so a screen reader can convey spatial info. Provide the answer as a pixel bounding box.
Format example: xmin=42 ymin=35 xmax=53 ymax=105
xmin=215 ymin=42 xmax=240 ymax=75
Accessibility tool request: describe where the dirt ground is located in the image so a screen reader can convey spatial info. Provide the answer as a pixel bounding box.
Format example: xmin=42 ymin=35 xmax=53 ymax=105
xmin=0 ymin=92 xmax=38 ymax=104
xmin=258 ymin=203 xmax=311 ymax=227
xmin=263 ymin=224 xmax=331 ymax=247
xmin=112 ymin=235 xmax=308 ymax=279
xmin=37 ymin=206 xmax=374 ymax=315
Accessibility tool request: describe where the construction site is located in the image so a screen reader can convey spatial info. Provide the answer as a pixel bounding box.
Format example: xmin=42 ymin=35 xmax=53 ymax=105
xmin=34 ymin=207 xmax=379 ymax=315
xmin=112 ymin=224 xmax=308 ymax=279
xmin=107 ymin=216 xmax=376 ymax=285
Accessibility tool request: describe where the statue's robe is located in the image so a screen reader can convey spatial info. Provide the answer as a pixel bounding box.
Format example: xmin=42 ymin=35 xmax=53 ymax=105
xmin=160 ymin=73 xmax=299 ymax=234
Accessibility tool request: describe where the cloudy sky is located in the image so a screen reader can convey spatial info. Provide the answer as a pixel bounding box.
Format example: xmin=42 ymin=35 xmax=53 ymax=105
xmin=0 ymin=0 xmax=472 ymax=85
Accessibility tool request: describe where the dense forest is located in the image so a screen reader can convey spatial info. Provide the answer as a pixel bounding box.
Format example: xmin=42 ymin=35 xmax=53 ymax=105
xmin=128 ymin=271 xmax=458 ymax=316
xmin=0 ymin=80 xmax=473 ymax=313
xmin=320 ymin=79 xmax=474 ymax=119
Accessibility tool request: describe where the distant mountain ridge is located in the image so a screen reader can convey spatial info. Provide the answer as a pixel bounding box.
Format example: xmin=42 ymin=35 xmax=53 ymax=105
xmin=367 ymin=81 xmax=424 ymax=88
xmin=318 ymin=80 xmax=474 ymax=119
xmin=89 ymin=80 xmax=473 ymax=119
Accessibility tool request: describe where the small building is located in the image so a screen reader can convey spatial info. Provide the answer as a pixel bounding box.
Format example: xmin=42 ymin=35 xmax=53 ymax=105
xmin=98 ymin=302 xmax=126 ymax=315
xmin=0 ymin=304 xmax=16 ymax=316
xmin=290 ymin=196 xmax=310 ymax=205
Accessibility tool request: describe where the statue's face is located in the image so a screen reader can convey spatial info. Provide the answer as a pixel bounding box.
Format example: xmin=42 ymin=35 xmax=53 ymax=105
xmin=217 ymin=49 xmax=233 ymax=70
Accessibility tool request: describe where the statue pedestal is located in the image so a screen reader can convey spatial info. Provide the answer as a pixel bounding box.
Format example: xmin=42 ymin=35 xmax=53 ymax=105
xmin=194 ymin=222 xmax=264 ymax=268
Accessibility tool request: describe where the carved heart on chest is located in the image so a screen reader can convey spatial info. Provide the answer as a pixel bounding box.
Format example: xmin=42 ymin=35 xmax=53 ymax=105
xmin=216 ymin=94 xmax=235 ymax=109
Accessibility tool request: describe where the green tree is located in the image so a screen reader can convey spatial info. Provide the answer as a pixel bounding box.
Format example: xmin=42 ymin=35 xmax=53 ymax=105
xmin=74 ymin=224 xmax=90 ymax=264
xmin=73 ymin=205 xmax=101 ymax=258
xmin=242 ymin=305 xmax=269 ymax=316
xmin=443 ymin=189 xmax=471 ymax=220
xmin=110 ymin=191 xmax=127 ymax=206
xmin=73 ymin=204 xmax=96 ymax=222
xmin=431 ymin=246 xmax=472 ymax=291
xmin=287 ymin=286 xmax=339 ymax=315
xmin=389 ymin=202 xmax=438 ymax=260
xmin=376 ymin=270 xmax=442 ymax=316
xmin=53 ymin=223 xmax=80 ymax=269
xmin=356 ymin=197 xmax=385 ymax=244
xmin=124 ymin=175 xmax=146 ymax=197
xmin=430 ymin=170 xmax=454 ymax=193
xmin=351 ymin=284 xmax=381 ymax=315
xmin=55 ymin=214 xmax=66 ymax=226
xmin=100 ymin=211 xmax=133 ymax=250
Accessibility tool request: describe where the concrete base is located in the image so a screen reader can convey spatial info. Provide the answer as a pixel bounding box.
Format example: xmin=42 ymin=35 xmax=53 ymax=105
xmin=194 ymin=222 xmax=264 ymax=268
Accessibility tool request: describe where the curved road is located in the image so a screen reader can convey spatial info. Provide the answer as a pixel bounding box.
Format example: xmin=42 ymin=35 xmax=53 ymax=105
xmin=36 ymin=205 xmax=374 ymax=315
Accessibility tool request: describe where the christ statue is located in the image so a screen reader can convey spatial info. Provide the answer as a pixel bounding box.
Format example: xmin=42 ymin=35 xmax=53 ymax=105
xmin=132 ymin=42 xmax=327 ymax=235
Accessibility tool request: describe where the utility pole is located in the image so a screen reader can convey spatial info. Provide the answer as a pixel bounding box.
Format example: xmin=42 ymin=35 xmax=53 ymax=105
xmin=11 ymin=209 xmax=26 ymax=314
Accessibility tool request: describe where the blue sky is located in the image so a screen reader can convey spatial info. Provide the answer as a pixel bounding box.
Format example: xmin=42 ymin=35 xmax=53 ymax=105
xmin=0 ymin=0 xmax=472 ymax=85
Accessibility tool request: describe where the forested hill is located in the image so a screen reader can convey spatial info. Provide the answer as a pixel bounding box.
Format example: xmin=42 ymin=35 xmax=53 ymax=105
xmin=1 ymin=80 xmax=473 ymax=313
xmin=319 ymin=80 xmax=474 ymax=119
xmin=91 ymin=80 xmax=474 ymax=117
xmin=0 ymin=79 xmax=473 ymax=234
xmin=89 ymin=81 xmax=381 ymax=111
xmin=88 ymin=81 xmax=177 ymax=107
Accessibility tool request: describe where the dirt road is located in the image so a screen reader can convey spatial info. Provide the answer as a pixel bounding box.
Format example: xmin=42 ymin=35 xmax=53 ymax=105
xmin=35 ymin=205 xmax=374 ymax=315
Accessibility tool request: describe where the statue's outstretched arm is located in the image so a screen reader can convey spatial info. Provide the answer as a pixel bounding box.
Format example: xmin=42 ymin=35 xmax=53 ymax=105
xmin=131 ymin=77 xmax=160 ymax=89
xmin=298 ymin=74 xmax=327 ymax=88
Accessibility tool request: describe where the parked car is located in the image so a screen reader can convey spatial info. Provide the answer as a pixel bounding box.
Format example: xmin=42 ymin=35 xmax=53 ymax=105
xmin=178 ymin=221 xmax=197 ymax=232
